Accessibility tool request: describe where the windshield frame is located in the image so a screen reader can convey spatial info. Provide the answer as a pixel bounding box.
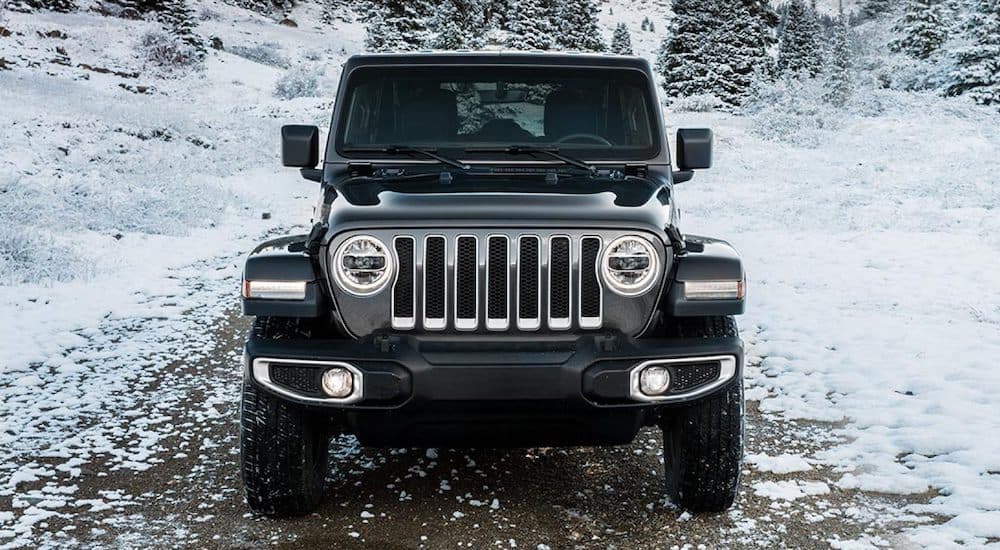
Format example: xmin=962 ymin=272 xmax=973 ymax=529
xmin=329 ymin=63 xmax=664 ymax=165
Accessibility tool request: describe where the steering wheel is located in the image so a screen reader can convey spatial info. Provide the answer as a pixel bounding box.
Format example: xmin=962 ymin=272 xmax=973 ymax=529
xmin=555 ymin=133 xmax=613 ymax=146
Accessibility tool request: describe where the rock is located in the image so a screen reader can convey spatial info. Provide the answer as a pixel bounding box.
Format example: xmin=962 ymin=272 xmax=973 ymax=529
xmin=261 ymin=212 xmax=271 ymax=220
xmin=279 ymin=18 xmax=298 ymax=27
xmin=120 ymin=7 xmax=141 ymax=20
xmin=210 ymin=37 xmax=224 ymax=51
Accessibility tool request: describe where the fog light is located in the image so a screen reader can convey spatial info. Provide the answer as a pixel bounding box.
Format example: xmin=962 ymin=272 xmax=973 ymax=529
xmin=639 ymin=366 xmax=671 ymax=396
xmin=321 ymin=368 xmax=354 ymax=398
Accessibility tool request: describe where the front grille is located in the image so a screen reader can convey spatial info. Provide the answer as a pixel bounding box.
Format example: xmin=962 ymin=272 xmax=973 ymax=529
xmin=391 ymin=233 xmax=607 ymax=332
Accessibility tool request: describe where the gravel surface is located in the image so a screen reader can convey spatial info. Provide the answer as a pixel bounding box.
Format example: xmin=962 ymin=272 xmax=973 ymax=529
xmin=1 ymin=286 xmax=939 ymax=549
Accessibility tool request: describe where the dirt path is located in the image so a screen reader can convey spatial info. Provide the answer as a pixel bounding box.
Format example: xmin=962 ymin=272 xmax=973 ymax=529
xmin=2 ymin=294 xmax=936 ymax=549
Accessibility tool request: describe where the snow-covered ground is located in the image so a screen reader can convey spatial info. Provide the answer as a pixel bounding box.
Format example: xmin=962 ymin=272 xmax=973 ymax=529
xmin=672 ymin=94 xmax=1000 ymax=546
xmin=2 ymin=1 xmax=1000 ymax=548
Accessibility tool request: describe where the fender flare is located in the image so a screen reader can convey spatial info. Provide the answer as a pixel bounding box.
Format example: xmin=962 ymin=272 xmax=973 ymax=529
xmin=665 ymin=235 xmax=746 ymax=317
xmin=242 ymin=235 xmax=324 ymax=318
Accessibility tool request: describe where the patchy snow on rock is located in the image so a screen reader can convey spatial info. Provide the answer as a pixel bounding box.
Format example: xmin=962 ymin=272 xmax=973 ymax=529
xmin=754 ymin=480 xmax=831 ymax=501
xmin=746 ymin=453 xmax=813 ymax=474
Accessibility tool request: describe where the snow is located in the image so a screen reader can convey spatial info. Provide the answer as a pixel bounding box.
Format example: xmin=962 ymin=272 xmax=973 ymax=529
xmin=671 ymin=87 xmax=1000 ymax=545
xmin=746 ymin=453 xmax=813 ymax=474
xmin=753 ymin=480 xmax=831 ymax=501
xmin=2 ymin=0 xmax=1000 ymax=547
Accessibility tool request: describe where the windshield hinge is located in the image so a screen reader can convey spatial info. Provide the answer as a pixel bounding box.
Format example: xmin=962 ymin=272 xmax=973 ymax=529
xmin=348 ymin=162 xmax=373 ymax=177
xmin=625 ymin=164 xmax=648 ymax=178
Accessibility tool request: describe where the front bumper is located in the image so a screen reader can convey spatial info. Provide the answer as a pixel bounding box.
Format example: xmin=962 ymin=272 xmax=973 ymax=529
xmin=245 ymin=332 xmax=742 ymax=409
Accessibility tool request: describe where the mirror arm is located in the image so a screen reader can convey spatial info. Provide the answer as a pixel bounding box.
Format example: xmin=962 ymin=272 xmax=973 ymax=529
xmin=672 ymin=170 xmax=694 ymax=184
xmin=300 ymin=168 xmax=322 ymax=182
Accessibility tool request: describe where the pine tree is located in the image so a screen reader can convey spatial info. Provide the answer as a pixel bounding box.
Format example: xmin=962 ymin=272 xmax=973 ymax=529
xmin=322 ymin=0 xmax=351 ymax=25
xmin=505 ymin=0 xmax=555 ymax=50
xmin=658 ymin=0 xmax=776 ymax=107
xmin=890 ymin=0 xmax=948 ymax=59
xmin=947 ymin=0 xmax=1000 ymax=105
xmin=553 ymin=0 xmax=605 ymax=52
xmin=365 ymin=0 xmax=430 ymax=52
xmin=4 ymin=0 xmax=75 ymax=12
xmin=610 ymin=22 xmax=633 ymax=55
xmin=859 ymin=0 xmax=895 ymax=19
xmin=825 ymin=3 xmax=852 ymax=106
xmin=778 ymin=0 xmax=824 ymax=77
xmin=429 ymin=0 xmax=487 ymax=49
xmin=641 ymin=16 xmax=650 ymax=31
xmin=159 ymin=0 xmax=204 ymax=57
xmin=658 ymin=0 xmax=719 ymax=101
xmin=649 ymin=20 xmax=655 ymax=32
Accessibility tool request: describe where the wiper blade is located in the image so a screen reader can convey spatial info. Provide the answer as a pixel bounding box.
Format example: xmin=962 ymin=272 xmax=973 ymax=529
xmin=343 ymin=145 xmax=470 ymax=171
xmin=465 ymin=145 xmax=596 ymax=174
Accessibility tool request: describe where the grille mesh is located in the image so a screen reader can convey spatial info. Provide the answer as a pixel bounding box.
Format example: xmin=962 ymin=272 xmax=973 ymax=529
xmin=456 ymin=236 xmax=477 ymax=320
xmin=393 ymin=238 xmax=414 ymax=318
xmin=580 ymin=238 xmax=602 ymax=319
xmin=425 ymin=237 xmax=446 ymax=320
xmin=670 ymin=362 xmax=722 ymax=392
xmin=550 ymin=237 xmax=570 ymax=319
xmin=487 ymin=237 xmax=508 ymax=321
xmin=269 ymin=364 xmax=323 ymax=397
xmin=518 ymin=236 xmax=540 ymax=320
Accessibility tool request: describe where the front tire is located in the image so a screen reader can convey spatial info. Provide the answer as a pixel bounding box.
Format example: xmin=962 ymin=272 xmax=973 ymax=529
xmin=240 ymin=317 xmax=331 ymax=517
xmin=660 ymin=315 xmax=744 ymax=512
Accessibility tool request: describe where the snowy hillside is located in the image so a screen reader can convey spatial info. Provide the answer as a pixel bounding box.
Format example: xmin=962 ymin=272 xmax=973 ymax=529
xmin=2 ymin=0 xmax=1000 ymax=548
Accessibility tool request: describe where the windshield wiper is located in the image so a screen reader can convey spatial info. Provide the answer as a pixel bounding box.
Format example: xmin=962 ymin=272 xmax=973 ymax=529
xmin=465 ymin=145 xmax=597 ymax=174
xmin=342 ymin=145 xmax=470 ymax=171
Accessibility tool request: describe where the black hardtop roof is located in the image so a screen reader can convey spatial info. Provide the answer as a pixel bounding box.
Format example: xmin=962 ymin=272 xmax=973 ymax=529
xmin=343 ymin=51 xmax=653 ymax=72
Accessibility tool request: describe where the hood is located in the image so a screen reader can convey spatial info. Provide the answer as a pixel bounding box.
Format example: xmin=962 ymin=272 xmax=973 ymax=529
xmin=325 ymin=176 xmax=673 ymax=237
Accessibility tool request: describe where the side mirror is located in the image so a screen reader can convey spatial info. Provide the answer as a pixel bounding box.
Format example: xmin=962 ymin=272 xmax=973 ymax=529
xmin=673 ymin=128 xmax=712 ymax=183
xmin=281 ymin=125 xmax=319 ymax=168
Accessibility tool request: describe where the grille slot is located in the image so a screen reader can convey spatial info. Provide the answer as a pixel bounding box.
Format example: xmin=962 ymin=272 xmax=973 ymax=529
xmin=424 ymin=236 xmax=447 ymax=330
xmin=580 ymin=237 xmax=603 ymax=328
xmin=455 ymin=236 xmax=478 ymax=330
xmin=517 ymin=235 xmax=541 ymax=330
xmin=548 ymin=236 xmax=571 ymax=330
xmin=486 ymin=235 xmax=509 ymax=330
xmin=392 ymin=237 xmax=415 ymax=329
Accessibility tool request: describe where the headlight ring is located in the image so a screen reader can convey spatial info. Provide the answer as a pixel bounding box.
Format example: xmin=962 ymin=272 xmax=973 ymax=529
xmin=600 ymin=235 xmax=660 ymax=296
xmin=331 ymin=235 xmax=394 ymax=296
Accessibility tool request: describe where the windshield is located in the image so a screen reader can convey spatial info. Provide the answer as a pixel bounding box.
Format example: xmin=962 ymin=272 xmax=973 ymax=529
xmin=336 ymin=66 xmax=659 ymax=161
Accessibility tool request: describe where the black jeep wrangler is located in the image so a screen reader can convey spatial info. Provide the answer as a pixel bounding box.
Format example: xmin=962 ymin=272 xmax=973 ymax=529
xmin=240 ymin=52 xmax=746 ymax=517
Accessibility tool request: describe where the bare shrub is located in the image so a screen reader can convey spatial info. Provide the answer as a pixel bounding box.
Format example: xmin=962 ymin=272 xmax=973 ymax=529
xmin=274 ymin=68 xmax=318 ymax=99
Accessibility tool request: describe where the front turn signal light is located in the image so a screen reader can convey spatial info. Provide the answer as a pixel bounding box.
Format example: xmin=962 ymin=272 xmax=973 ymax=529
xmin=683 ymin=280 xmax=745 ymax=301
xmin=242 ymin=280 xmax=307 ymax=300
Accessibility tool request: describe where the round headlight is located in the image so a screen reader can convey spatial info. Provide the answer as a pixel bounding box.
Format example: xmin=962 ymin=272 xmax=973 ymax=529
xmin=332 ymin=235 xmax=394 ymax=296
xmin=600 ymin=235 xmax=659 ymax=296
